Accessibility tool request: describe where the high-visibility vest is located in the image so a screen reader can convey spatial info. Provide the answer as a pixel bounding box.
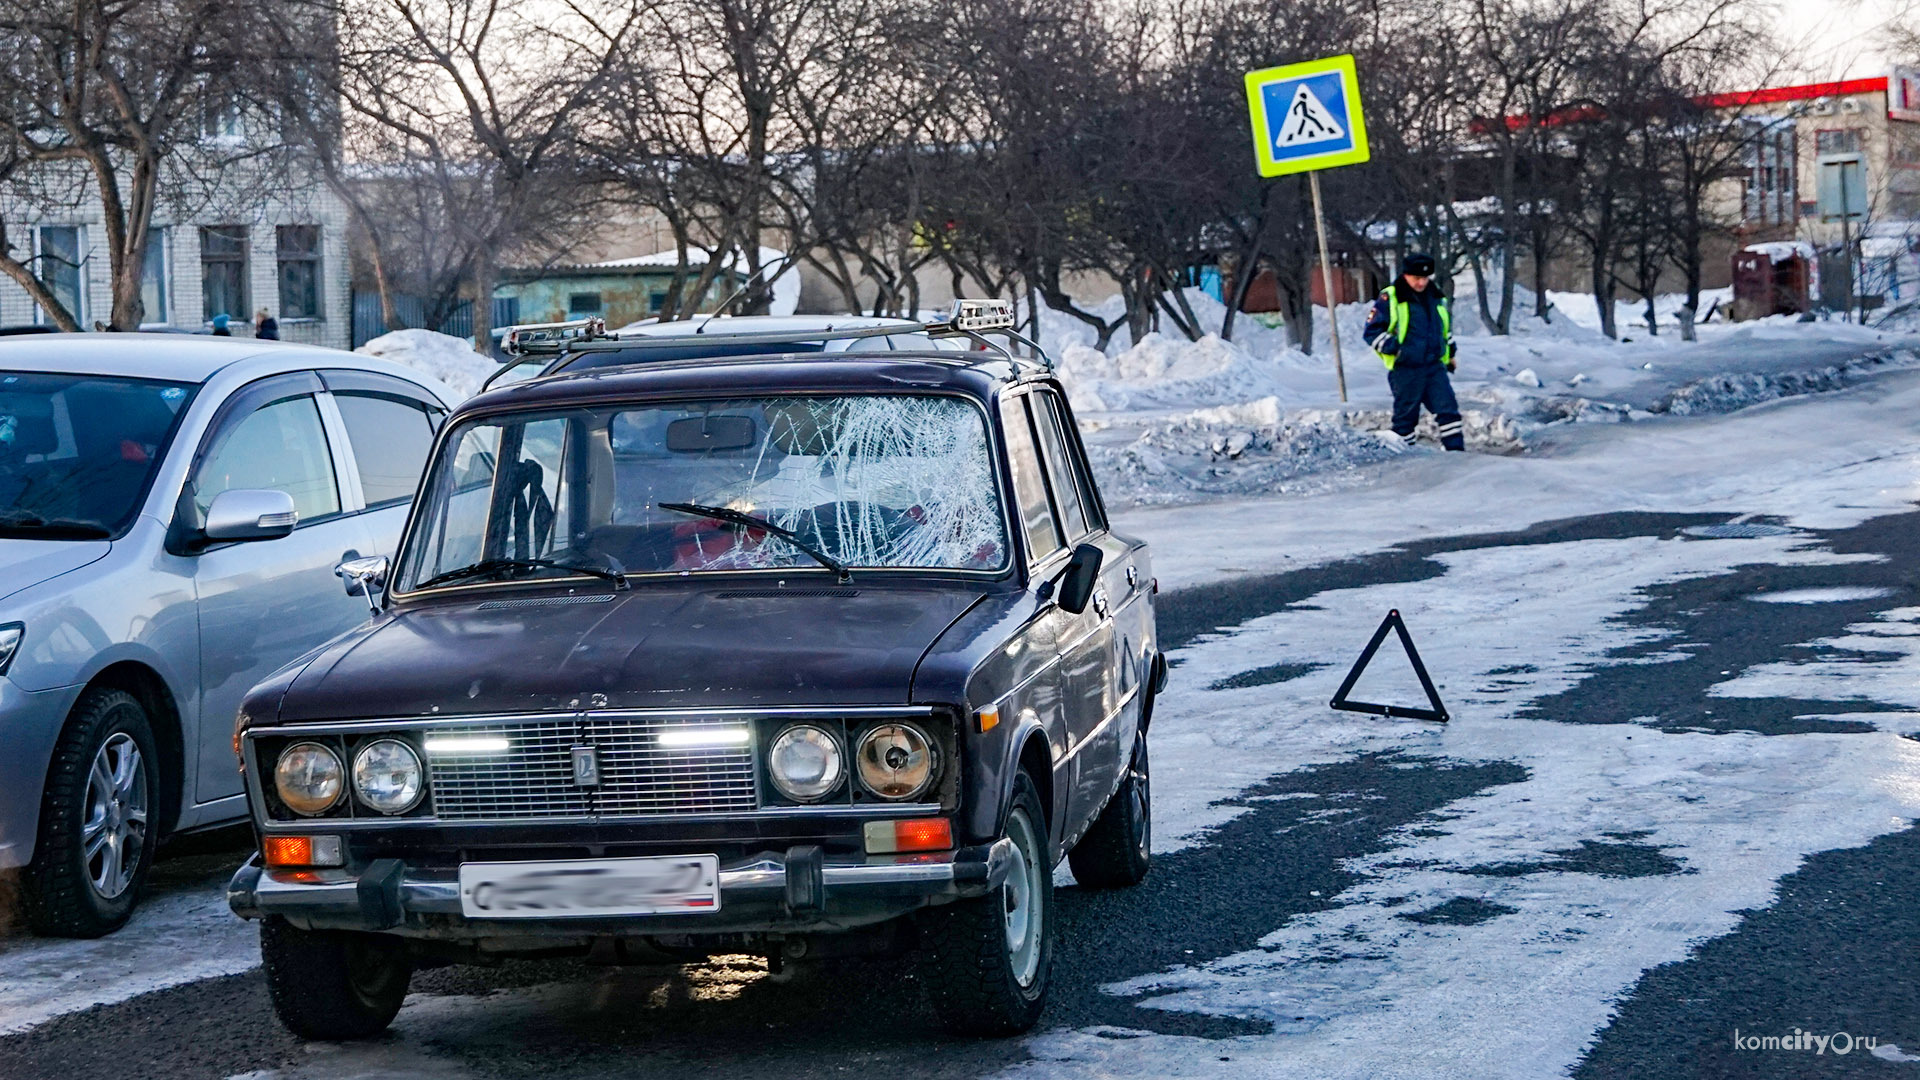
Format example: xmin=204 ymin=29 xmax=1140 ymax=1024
xmin=1376 ymin=288 xmax=1452 ymax=370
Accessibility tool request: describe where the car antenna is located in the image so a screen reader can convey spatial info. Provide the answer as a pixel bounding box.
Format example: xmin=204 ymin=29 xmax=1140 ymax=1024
xmin=694 ymin=253 xmax=795 ymax=334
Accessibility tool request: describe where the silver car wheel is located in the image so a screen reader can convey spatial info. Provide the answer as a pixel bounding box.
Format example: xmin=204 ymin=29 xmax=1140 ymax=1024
xmin=1002 ymin=804 xmax=1044 ymax=988
xmin=82 ymin=732 xmax=148 ymax=900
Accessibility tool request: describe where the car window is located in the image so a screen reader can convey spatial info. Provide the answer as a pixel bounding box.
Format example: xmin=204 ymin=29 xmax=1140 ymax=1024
xmin=195 ymin=394 xmax=339 ymax=523
xmin=333 ymin=392 xmax=436 ymax=507
xmin=1041 ymin=391 xmax=1103 ymax=532
xmin=999 ymin=395 xmax=1062 ymax=563
xmin=1031 ymin=393 xmax=1089 ymax=542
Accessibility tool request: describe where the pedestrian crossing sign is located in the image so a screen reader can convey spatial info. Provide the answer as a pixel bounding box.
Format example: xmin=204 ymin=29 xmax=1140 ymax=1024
xmin=1245 ymin=54 xmax=1370 ymax=177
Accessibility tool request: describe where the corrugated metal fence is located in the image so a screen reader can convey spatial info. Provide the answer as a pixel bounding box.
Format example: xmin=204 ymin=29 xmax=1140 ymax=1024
xmin=352 ymin=293 xmax=520 ymax=349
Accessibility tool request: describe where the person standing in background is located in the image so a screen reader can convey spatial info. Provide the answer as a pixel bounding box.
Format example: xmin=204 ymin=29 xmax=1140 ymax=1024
xmin=1363 ymin=252 xmax=1462 ymax=451
xmin=255 ymin=308 xmax=279 ymax=340
xmin=210 ymin=313 xmax=232 ymax=336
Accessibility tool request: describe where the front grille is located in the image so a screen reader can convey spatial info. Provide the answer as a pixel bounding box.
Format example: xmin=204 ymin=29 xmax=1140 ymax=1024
xmin=425 ymin=717 xmax=758 ymax=820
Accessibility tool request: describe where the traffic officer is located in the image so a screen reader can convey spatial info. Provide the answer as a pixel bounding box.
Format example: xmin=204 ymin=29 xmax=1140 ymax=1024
xmin=1363 ymin=252 xmax=1462 ymax=451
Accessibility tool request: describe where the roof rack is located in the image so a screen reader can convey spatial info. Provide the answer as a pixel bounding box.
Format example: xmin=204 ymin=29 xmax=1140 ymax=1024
xmin=483 ymin=299 xmax=1048 ymax=392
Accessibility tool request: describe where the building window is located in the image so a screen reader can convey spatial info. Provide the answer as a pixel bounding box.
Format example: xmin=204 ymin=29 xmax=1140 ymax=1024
xmin=568 ymin=291 xmax=602 ymax=316
xmin=1815 ymin=128 xmax=1862 ymax=155
xmin=648 ymin=290 xmax=667 ymax=313
xmin=202 ymin=95 xmax=242 ymax=140
xmin=276 ymin=226 xmax=322 ymax=319
xmin=140 ymin=227 xmax=169 ymax=325
xmin=1743 ymin=123 xmax=1796 ymax=227
xmin=35 ymin=225 xmax=84 ymax=325
xmin=201 ymin=225 xmax=249 ymax=324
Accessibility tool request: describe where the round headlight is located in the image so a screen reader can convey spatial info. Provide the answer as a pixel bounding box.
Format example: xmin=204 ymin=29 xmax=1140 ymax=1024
xmin=352 ymin=739 xmax=424 ymax=815
xmin=274 ymin=742 xmax=344 ymax=816
xmin=855 ymin=723 xmax=937 ymax=801
xmin=767 ymin=724 xmax=843 ymax=802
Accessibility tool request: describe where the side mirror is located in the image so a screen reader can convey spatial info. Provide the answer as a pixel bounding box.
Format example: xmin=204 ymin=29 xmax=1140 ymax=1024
xmin=1055 ymin=543 xmax=1104 ymax=615
xmin=336 ymin=555 xmax=390 ymax=616
xmin=203 ymin=489 xmax=297 ymax=542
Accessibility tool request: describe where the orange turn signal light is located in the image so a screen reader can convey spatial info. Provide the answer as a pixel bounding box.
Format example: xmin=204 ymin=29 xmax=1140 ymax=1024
xmin=976 ymin=705 xmax=1000 ymax=733
xmin=263 ymin=834 xmax=343 ymax=868
xmin=863 ymin=817 xmax=954 ymax=854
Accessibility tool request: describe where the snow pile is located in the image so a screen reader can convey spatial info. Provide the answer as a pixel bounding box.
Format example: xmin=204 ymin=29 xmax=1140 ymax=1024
xmin=356 ymin=329 xmax=498 ymax=400
xmin=1653 ymin=349 xmax=1920 ymax=416
xmin=1085 ymin=396 xmax=1525 ymax=507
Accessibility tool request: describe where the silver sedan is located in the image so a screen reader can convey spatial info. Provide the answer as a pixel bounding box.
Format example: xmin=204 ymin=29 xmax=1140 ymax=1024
xmin=0 ymin=334 xmax=454 ymax=936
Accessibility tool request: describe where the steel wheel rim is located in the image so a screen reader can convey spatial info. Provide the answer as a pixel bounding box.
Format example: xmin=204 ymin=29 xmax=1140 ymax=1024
xmin=1002 ymin=805 xmax=1044 ymax=987
xmin=1130 ymin=734 xmax=1150 ymax=862
xmin=82 ymin=732 xmax=148 ymax=900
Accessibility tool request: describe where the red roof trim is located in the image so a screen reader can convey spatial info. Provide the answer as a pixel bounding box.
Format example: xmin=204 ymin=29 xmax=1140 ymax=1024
xmin=1699 ymin=76 xmax=1887 ymax=109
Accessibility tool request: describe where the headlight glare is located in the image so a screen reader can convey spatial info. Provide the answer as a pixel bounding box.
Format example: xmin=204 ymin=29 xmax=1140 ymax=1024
xmin=854 ymin=723 xmax=937 ymax=800
xmin=352 ymin=739 xmax=424 ymax=814
xmin=767 ymin=724 xmax=843 ymax=802
xmin=273 ymin=742 xmax=344 ymax=816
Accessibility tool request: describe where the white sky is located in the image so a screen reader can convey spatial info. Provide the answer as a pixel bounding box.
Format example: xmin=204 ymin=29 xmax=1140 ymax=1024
xmin=1779 ymin=0 xmax=1910 ymax=80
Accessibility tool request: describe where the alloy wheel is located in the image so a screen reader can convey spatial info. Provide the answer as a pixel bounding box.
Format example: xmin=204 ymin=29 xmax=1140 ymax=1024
xmin=81 ymin=732 xmax=148 ymax=900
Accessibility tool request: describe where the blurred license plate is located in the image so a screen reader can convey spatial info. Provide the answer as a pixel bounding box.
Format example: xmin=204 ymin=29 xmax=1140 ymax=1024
xmin=459 ymin=855 xmax=720 ymax=918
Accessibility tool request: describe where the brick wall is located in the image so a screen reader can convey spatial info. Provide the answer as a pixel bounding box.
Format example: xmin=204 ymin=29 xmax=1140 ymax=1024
xmin=0 ymin=177 xmax=353 ymax=350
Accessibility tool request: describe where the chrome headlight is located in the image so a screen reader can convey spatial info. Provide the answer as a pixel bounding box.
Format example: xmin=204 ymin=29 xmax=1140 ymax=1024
xmin=854 ymin=723 xmax=937 ymax=801
xmin=274 ymin=742 xmax=344 ymax=816
xmin=767 ymin=724 xmax=843 ymax=802
xmin=352 ymin=739 xmax=424 ymax=814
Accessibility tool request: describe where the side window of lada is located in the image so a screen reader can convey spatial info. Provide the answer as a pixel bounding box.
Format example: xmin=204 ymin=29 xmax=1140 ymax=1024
xmin=999 ymin=394 xmax=1063 ymax=564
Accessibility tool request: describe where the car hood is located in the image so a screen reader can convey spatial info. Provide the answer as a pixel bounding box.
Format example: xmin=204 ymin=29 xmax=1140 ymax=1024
xmin=0 ymin=538 xmax=112 ymax=605
xmin=272 ymin=583 xmax=989 ymax=723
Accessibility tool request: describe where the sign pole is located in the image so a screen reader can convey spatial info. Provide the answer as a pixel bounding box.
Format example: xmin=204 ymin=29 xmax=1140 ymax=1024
xmin=1309 ymin=171 xmax=1348 ymax=403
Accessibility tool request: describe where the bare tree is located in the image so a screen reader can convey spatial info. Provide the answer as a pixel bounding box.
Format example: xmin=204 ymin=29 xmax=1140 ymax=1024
xmin=0 ymin=0 xmax=267 ymax=329
xmin=274 ymin=0 xmax=641 ymax=349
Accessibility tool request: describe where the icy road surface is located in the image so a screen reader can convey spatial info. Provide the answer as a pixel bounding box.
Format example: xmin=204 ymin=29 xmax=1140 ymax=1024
xmin=7 ymin=365 xmax=1920 ymax=1078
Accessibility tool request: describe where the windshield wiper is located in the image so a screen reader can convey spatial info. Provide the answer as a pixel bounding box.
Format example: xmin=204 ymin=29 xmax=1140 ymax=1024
xmin=414 ymin=556 xmax=628 ymax=592
xmin=658 ymin=502 xmax=852 ymax=584
xmin=0 ymin=514 xmax=112 ymax=539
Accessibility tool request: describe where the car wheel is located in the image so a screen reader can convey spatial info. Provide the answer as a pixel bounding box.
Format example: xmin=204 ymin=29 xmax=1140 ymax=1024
xmin=916 ymin=770 xmax=1052 ymax=1036
xmin=22 ymin=688 xmax=160 ymax=937
xmin=261 ymin=917 xmax=413 ymax=1040
xmin=1067 ymin=726 xmax=1151 ymax=889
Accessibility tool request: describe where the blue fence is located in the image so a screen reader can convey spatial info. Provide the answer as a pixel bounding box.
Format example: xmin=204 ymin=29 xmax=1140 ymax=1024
xmin=351 ymin=292 xmax=520 ymax=349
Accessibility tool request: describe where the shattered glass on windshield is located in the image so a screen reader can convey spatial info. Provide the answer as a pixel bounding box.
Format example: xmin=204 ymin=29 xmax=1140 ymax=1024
xmin=399 ymin=393 xmax=1008 ymax=590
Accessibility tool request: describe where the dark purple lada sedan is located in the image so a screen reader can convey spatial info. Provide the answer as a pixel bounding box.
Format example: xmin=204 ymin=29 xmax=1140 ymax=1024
xmin=227 ymin=304 xmax=1164 ymax=1039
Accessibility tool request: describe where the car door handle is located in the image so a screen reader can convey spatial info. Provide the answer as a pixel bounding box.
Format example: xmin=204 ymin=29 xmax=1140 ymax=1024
xmin=1092 ymin=589 xmax=1110 ymax=618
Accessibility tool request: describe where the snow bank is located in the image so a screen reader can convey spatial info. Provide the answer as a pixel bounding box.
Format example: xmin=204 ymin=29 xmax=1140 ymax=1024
xmin=356 ymin=329 xmax=498 ymax=400
xmin=1041 ymin=283 xmax=1920 ymax=508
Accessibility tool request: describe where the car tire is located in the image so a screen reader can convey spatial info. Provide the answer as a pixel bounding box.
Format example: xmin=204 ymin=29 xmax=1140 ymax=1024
xmin=916 ymin=770 xmax=1052 ymax=1036
xmin=261 ymin=916 xmax=413 ymax=1040
xmin=22 ymin=688 xmax=160 ymax=938
xmin=1067 ymin=726 xmax=1150 ymax=889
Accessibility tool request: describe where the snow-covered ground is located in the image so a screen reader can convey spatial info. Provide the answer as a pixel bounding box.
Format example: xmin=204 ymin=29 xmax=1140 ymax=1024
xmin=1012 ymin=363 xmax=1920 ymax=1079
xmin=1040 ymin=288 xmax=1920 ymax=508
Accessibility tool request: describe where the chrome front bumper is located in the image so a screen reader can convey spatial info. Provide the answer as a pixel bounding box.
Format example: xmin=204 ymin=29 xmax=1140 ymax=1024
xmin=228 ymin=840 xmax=1015 ymax=938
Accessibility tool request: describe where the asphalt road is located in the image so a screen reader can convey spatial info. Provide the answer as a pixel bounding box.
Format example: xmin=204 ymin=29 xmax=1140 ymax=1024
xmin=4 ymin=505 xmax=1919 ymax=1078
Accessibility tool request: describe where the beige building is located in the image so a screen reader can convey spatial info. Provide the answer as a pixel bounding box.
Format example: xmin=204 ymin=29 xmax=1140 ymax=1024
xmin=2 ymin=152 xmax=352 ymax=347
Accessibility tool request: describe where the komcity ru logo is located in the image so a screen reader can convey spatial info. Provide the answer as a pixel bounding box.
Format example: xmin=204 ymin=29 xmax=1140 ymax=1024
xmin=1733 ymin=1028 xmax=1879 ymax=1055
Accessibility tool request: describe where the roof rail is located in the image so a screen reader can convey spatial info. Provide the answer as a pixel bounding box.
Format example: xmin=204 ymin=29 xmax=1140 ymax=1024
xmin=481 ymin=299 xmax=1048 ymax=392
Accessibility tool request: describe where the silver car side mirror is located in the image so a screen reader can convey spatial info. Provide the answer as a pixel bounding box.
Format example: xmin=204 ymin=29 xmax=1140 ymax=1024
xmin=336 ymin=555 xmax=390 ymax=616
xmin=203 ymin=489 xmax=298 ymax=542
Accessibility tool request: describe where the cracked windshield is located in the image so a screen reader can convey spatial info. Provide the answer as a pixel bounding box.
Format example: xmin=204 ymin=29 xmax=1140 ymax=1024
xmin=397 ymin=393 xmax=1008 ymax=589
